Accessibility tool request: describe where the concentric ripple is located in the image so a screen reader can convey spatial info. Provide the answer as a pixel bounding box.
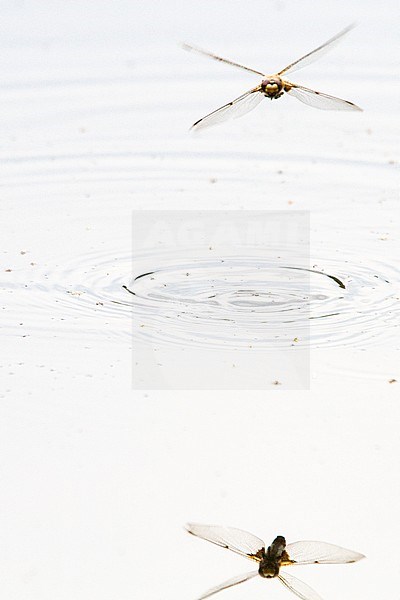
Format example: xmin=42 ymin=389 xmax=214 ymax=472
xmin=126 ymin=253 xmax=400 ymax=350
xmin=9 ymin=247 xmax=398 ymax=350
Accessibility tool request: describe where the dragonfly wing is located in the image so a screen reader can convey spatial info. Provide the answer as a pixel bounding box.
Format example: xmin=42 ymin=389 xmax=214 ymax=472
xmin=286 ymin=84 xmax=362 ymax=111
xmin=190 ymin=87 xmax=263 ymax=131
xmin=286 ymin=540 xmax=365 ymax=565
xmin=186 ymin=523 xmax=265 ymax=561
xmin=196 ymin=571 xmax=258 ymax=600
xmin=182 ymin=43 xmax=264 ymax=76
xmin=278 ymin=572 xmax=323 ymax=600
xmin=279 ymin=24 xmax=355 ymax=76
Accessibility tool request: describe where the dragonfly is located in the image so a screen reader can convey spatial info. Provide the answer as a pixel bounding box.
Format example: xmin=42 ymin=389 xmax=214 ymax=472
xmin=186 ymin=523 xmax=365 ymax=600
xmin=182 ymin=25 xmax=362 ymax=131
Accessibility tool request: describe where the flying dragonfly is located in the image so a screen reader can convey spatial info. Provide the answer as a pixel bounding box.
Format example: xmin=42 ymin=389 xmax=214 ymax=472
xmin=182 ymin=25 xmax=362 ymax=131
xmin=186 ymin=523 xmax=365 ymax=600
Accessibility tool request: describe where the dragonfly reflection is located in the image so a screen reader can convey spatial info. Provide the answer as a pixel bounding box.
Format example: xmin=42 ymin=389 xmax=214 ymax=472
xmin=186 ymin=523 xmax=364 ymax=600
xmin=183 ymin=25 xmax=362 ymax=130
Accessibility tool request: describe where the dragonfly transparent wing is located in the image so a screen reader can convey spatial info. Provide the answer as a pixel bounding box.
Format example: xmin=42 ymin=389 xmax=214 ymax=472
xmin=182 ymin=43 xmax=264 ymax=76
xmin=196 ymin=571 xmax=258 ymax=600
xmin=190 ymin=88 xmax=263 ymax=131
xmin=286 ymin=540 xmax=365 ymax=565
xmin=286 ymin=84 xmax=362 ymax=111
xmin=279 ymin=24 xmax=355 ymax=76
xmin=186 ymin=523 xmax=265 ymax=561
xmin=278 ymin=571 xmax=323 ymax=600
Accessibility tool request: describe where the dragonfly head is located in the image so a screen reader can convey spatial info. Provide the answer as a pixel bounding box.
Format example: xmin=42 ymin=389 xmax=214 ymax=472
xmin=258 ymin=559 xmax=280 ymax=578
xmin=261 ymin=76 xmax=283 ymax=98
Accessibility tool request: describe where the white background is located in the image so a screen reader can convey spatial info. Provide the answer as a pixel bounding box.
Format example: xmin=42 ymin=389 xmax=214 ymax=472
xmin=1 ymin=1 xmax=399 ymax=599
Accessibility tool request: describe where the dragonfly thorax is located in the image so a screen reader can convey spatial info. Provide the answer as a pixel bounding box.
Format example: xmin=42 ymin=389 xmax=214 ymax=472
xmin=261 ymin=76 xmax=284 ymax=99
